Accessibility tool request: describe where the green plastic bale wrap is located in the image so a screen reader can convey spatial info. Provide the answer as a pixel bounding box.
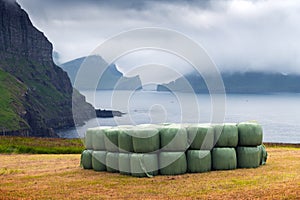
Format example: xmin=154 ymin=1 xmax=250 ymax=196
xmin=81 ymin=150 xmax=93 ymax=169
xmin=258 ymin=144 xmax=268 ymax=165
xmin=106 ymin=152 xmax=119 ymax=173
xmin=117 ymin=125 xmax=134 ymax=129
xmin=130 ymin=153 xmax=159 ymax=177
xmin=214 ymin=123 xmax=238 ymax=147
xmin=119 ymin=153 xmax=131 ymax=175
xmin=92 ymin=151 xmax=107 ymax=171
xmin=160 ymin=124 xmax=188 ymax=151
xmin=236 ymin=147 xmax=260 ymax=168
xmin=137 ymin=123 xmax=165 ymax=136
xmin=212 ymin=148 xmax=237 ymax=170
xmin=92 ymin=126 xmax=111 ymax=151
xmin=159 ymin=152 xmax=187 ymax=175
xmin=137 ymin=124 xmax=162 ymax=129
xmin=158 ymin=123 xmax=172 ymax=126
xmin=187 ymin=150 xmax=211 ymax=173
xmin=238 ymin=122 xmax=263 ymax=146
xmin=132 ymin=127 xmax=160 ymax=153
xmin=187 ymin=124 xmax=214 ymax=150
xmin=104 ymin=128 xmax=119 ymax=152
xmin=84 ymin=129 xmax=94 ymax=149
xmin=118 ymin=129 xmax=133 ymax=153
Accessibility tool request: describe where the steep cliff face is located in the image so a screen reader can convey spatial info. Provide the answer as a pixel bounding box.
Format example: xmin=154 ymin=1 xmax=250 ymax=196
xmin=0 ymin=0 xmax=52 ymax=63
xmin=0 ymin=0 xmax=95 ymax=137
xmin=0 ymin=0 xmax=71 ymax=93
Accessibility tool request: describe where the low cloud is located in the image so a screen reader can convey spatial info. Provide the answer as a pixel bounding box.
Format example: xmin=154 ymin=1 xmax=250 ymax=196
xmin=17 ymin=0 xmax=300 ymax=76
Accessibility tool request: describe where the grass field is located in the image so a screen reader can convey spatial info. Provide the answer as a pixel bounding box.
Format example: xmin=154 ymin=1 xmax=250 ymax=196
xmin=0 ymin=136 xmax=84 ymax=154
xmin=0 ymin=147 xmax=299 ymax=199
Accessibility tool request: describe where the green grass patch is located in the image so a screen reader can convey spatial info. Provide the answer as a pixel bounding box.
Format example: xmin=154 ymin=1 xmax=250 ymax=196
xmin=0 ymin=69 xmax=29 ymax=131
xmin=0 ymin=136 xmax=84 ymax=154
xmin=1 ymin=56 xmax=74 ymax=132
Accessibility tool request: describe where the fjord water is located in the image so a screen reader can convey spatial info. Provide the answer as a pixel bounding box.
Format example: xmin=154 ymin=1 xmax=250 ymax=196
xmin=59 ymin=90 xmax=300 ymax=143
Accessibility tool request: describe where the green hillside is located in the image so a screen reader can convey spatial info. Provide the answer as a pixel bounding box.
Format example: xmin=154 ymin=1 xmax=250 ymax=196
xmin=0 ymin=0 xmax=95 ymax=137
xmin=0 ymin=68 xmax=29 ymax=131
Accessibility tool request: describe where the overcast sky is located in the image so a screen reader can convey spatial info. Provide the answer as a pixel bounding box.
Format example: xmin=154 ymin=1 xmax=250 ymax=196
xmin=17 ymin=0 xmax=300 ymax=79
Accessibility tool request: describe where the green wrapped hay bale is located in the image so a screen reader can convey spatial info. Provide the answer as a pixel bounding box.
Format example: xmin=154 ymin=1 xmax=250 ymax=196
xmin=160 ymin=124 xmax=188 ymax=151
xmin=212 ymin=148 xmax=237 ymax=170
xmin=80 ymin=150 xmax=93 ymax=169
xmin=137 ymin=124 xmax=162 ymax=129
xmin=187 ymin=124 xmax=214 ymax=150
xmin=117 ymin=125 xmax=134 ymax=129
xmin=187 ymin=150 xmax=211 ymax=173
xmin=92 ymin=151 xmax=107 ymax=171
xmin=92 ymin=126 xmax=111 ymax=151
xmin=132 ymin=127 xmax=160 ymax=153
xmin=119 ymin=153 xmax=131 ymax=175
xmin=118 ymin=129 xmax=133 ymax=153
xmin=106 ymin=152 xmax=119 ymax=173
xmin=238 ymin=122 xmax=263 ymax=146
xmin=85 ymin=129 xmax=95 ymax=149
xmin=158 ymin=123 xmax=172 ymax=127
xmin=130 ymin=153 xmax=159 ymax=177
xmin=159 ymin=152 xmax=187 ymax=175
xmin=258 ymin=144 xmax=268 ymax=165
xmin=104 ymin=128 xmax=119 ymax=152
xmin=214 ymin=123 xmax=238 ymax=147
xmin=236 ymin=147 xmax=260 ymax=168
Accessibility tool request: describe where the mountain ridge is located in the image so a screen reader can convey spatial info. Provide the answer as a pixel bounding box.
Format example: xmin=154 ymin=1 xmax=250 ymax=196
xmin=157 ymin=71 xmax=300 ymax=94
xmin=60 ymin=55 xmax=142 ymax=91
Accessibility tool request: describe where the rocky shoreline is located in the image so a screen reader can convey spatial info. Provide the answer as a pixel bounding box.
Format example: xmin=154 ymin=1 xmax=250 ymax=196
xmin=95 ymin=109 xmax=125 ymax=118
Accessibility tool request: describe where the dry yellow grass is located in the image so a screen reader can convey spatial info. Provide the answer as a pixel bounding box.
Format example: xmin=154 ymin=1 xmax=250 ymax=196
xmin=0 ymin=147 xmax=299 ymax=200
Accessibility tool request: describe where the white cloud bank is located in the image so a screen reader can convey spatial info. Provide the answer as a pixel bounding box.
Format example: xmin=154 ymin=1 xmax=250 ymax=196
xmin=17 ymin=0 xmax=300 ymax=76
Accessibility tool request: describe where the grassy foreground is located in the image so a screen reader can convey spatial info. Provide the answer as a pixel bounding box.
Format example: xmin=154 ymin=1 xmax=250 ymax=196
xmin=0 ymin=136 xmax=84 ymax=154
xmin=0 ymin=147 xmax=299 ymax=199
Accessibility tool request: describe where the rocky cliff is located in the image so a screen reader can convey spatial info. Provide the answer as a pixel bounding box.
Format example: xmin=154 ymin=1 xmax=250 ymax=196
xmin=0 ymin=0 xmax=95 ymax=137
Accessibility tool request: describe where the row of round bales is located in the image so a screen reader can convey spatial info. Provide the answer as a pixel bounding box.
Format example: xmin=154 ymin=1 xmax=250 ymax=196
xmin=81 ymin=122 xmax=268 ymax=177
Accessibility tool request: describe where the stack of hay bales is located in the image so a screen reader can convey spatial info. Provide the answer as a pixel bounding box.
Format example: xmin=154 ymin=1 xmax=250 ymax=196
xmin=237 ymin=122 xmax=266 ymax=168
xmin=159 ymin=124 xmax=188 ymax=175
xmin=130 ymin=125 xmax=160 ymax=177
xmin=186 ymin=124 xmax=213 ymax=173
xmin=212 ymin=123 xmax=238 ymax=170
xmin=80 ymin=122 xmax=268 ymax=177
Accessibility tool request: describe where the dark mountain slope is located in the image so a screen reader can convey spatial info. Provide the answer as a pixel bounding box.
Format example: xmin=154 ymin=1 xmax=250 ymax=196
xmin=0 ymin=0 xmax=94 ymax=137
xmin=0 ymin=68 xmax=29 ymax=133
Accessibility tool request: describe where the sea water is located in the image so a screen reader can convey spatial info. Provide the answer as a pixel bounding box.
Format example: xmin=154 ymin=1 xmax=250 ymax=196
xmin=58 ymin=90 xmax=300 ymax=143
